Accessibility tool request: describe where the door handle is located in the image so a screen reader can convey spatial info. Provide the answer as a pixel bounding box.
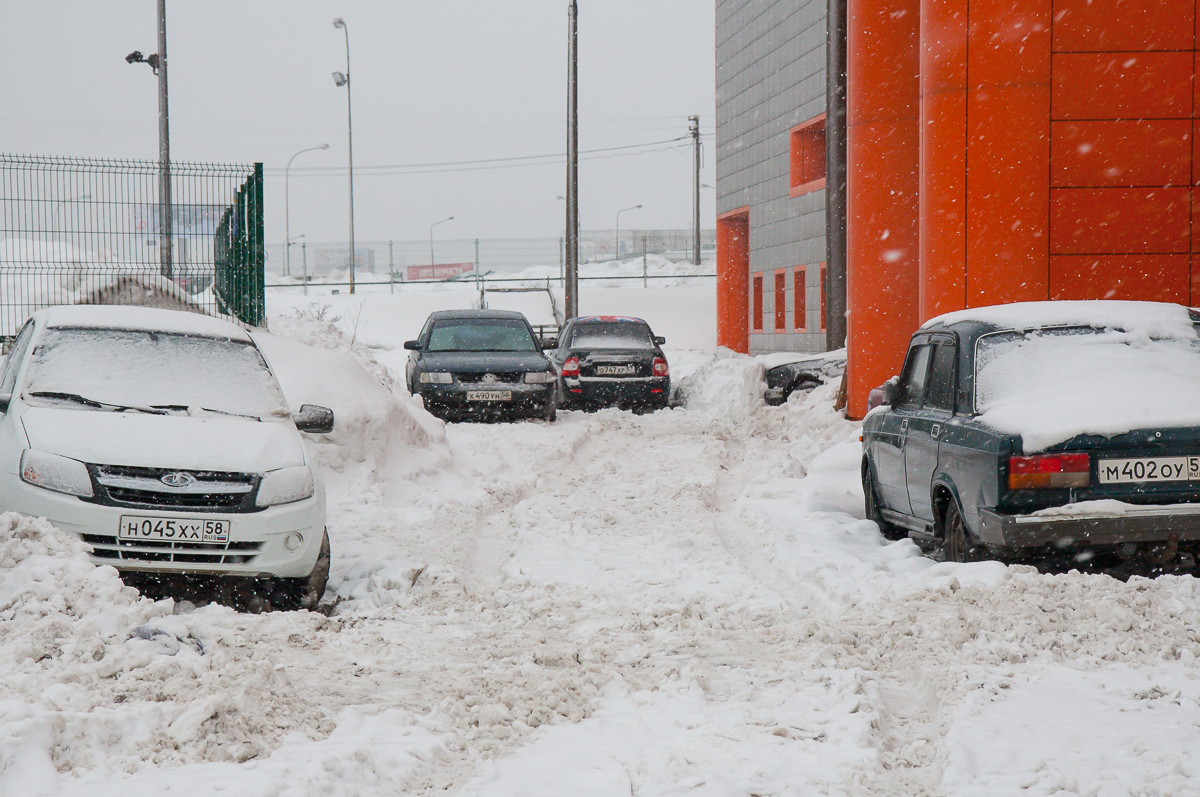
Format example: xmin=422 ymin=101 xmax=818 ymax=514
xmin=900 ymin=419 xmax=909 ymax=432
xmin=931 ymin=423 xmax=941 ymax=439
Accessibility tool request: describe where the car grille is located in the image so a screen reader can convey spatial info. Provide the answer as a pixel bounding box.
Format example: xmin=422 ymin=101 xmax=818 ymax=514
xmin=86 ymin=464 xmax=262 ymax=514
xmin=83 ymin=533 xmax=263 ymax=565
xmin=457 ymin=372 xmax=524 ymax=384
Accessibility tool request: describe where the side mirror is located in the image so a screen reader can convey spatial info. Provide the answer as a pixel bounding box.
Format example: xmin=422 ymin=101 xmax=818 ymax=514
xmin=867 ymin=377 xmax=900 ymax=412
xmin=539 ymin=337 xmax=558 ymax=350
xmin=0 ymin=393 xmax=9 ymax=415
xmin=403 ymin=340 xmax=421 ymax=351
xmin=653 ymin=336 xmax=666 ymax=346
xmin=293 ymin=403 xmax=334 ymax=434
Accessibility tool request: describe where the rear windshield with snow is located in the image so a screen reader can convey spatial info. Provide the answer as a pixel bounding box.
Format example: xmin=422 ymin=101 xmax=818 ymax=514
xmin=973 ymin=325 xmax=1200 ymax=447
xmin=426 ymin=319 xmax=536 ymax=353
xmin=570 ymin=322 xmax=654 ymax=349
xmin=23 ymin=328 xmax=289 ymax=420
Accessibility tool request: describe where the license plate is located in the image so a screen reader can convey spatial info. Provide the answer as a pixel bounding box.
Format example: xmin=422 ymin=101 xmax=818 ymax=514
xmin=466 ymin=390 xmax=512 ymax=401
xmin=1098 ymin=456 xmax=1200 ymax=484
xmin=596 ymin=364 xmax=635 ymax=376
xmin=119 ymin=516 xmax=230 ymax=543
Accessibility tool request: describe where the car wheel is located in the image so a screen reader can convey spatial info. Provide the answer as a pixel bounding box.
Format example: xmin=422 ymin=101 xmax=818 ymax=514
xmin=863 ymin=461 xmax=905 ymax=541
xmin=271 ymin=529 xmax=331 ymax=611
xmin=942 ymin=500 xmax=983 ymax=563
xmin=541 ymin=402 xmax=557 ymax=423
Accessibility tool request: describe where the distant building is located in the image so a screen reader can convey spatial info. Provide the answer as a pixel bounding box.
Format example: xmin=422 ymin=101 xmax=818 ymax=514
xmin=716 ymin=0 xmax=1200 ymax=418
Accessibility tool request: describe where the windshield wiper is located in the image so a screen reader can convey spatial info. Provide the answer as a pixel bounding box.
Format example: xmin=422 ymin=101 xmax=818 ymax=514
xmin=150 ymin=404 xmax=263 ymax=421
xmin=26 ymin=391 xmax=168 ymax=415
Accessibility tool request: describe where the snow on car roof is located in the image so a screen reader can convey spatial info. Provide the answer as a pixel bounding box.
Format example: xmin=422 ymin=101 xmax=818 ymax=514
xmin=575 ymin=315 xmax=646 ymax=324
xmin=923 ymin=300 xmax=1196 ymax=340
xmin=34 ymin=305 xmax=254 ymax=341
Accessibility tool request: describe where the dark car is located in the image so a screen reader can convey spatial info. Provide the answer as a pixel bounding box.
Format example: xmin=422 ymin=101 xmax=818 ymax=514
xmin=404 ymin=309 xmax=558 ymax=422
xmin=861 ymin=301 xmax=1200 ymax=570
xmin=545 ymin=316 xmax=670 ymax=412
xmin=762 ymin=350 xmax=846 ymax=405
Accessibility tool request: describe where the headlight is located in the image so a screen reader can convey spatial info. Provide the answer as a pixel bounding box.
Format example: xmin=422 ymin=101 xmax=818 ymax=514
xmin=419 ymin=372 xmax=453 ymax=384
xmin=523 ymin=371 xmax=556 ymax=384
xmin=20 ymin=450 xmax=94 ymax=498
xmin=256 ymin=465 xmax=315 ymax=507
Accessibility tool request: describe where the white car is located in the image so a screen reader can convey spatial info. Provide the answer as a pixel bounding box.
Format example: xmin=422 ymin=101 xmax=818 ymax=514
xmin=0 ymin=305 xmax=331 ymax=609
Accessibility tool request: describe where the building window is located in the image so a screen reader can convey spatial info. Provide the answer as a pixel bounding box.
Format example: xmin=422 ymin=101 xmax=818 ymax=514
xmin=752 ymin=274 xmax=764 ymax=332
xmin=820 ymin=263 xmax=827 ymax=332
xmin=790 ymin=115 xmax=827 ymax=198
xmin=774 ymin=270 xmax=787 ymax=331
xmin=794 ymin=266 xmax=807 ymax=332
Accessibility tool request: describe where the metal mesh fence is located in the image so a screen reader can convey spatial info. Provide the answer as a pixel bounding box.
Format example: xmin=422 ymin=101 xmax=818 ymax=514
xmin=0 ymin=154 xmax=262 ymax=338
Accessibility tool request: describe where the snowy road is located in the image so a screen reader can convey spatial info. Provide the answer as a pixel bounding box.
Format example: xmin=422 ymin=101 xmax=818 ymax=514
xmin=5 ymin=315 xmax=1200 ymax=795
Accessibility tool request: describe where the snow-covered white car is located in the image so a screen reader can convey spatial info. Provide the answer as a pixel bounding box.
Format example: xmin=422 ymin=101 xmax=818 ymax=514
xmin=0 ymin=305 xmax=332 ymax=609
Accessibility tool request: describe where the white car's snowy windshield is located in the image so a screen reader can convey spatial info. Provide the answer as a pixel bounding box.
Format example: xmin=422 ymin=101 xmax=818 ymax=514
xmin=427 ymin=319 xmax=537 ymax=352
xmin=23 ymin=328 xmax=289 ymax=420
xmin=974 ymin=326 xmax=1200 ymax=416
xmin=571 ymin=322 xmax=654 ymax=349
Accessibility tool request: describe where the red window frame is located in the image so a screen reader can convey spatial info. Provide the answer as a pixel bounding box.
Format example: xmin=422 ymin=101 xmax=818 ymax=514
xmin=752 ymin=274 xmax=764 ymax=332
xmin=794 ymin=266 xmax=807 ymax=332
xmin=774 ymin=270 xmax=787 ymax=331
xmin=790 ymin=115 xmax=827 ymax=198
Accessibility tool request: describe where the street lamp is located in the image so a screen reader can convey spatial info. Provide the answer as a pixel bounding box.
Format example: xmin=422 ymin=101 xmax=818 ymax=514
xmin=285 ymin=144 xmax=328 ymax=276
xmin=614 ymin=204 xmax=642 ymax=262
xmin=430 ymin=216 xmax=454 ymax=267
xmin=332 ymin=17 xmax=356 ymax=293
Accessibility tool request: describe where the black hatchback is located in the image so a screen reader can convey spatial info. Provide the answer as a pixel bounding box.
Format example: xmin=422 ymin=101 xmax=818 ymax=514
xmin=545 ymin=316 xmax=669 ymax=412
xmin=404 ymin=310 xmax=558 ymax=422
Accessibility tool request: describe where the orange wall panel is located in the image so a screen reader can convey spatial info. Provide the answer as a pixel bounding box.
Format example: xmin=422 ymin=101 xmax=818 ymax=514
xmin=1050 ymin=187 xmax=1190 ymax=254
xmin=716 ymin=210 xmax=749 ymax=353
xmin=1052 ymin=52 xmax=1193 ymax=120
xmin=919 ymin=0 xmax=968 ymax=322
xmin=1049 ymin=255 xmax=1190 ymax=302
xmin=1051 ymin=120 xmax=1192 ymax=188
xmin=846 ymin=0 xmax=921 ymax=419
xmin=1051 ymin=0 xmax=1194 ymax=52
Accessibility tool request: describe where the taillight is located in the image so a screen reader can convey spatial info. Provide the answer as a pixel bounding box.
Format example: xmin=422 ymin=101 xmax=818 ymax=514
xmin=1008 ymin=453 xmax=1090 ymax=490
xmin=562 ymin=356 xmax=580 ymax=378
xmin=653 ymin=357 xmax=669 ymax=377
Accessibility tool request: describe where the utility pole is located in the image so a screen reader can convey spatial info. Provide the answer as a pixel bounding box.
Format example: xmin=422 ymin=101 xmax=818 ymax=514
xmin=689 ymin=115 xmax=701 ymax=266
xmin=124 ymin=1 xmax=171 ymax=277
xmin=564 ymin=0 xmax=580 ymax=320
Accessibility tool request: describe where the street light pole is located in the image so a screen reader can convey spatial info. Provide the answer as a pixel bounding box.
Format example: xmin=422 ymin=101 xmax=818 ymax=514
xmin=285 ymin=144 xmax=328 ymax=277
xmin=125 ymin=4 xmax=172 ymax=277
xmin=615 ymin=204 xmax=641 ymax=263
xmin=332 ymin=18 xmax=356 ymax=294
xmin=430 ymin=216 xmax=454 ymax=267
xmin=564 ymin=0 xmax=580 ymax=320
xmin=689 ymin=115 xmax=701 ymax=266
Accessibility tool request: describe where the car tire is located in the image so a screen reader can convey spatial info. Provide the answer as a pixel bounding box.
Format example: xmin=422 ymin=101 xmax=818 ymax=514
xmin=942 ymin=500 xmax=984 ymax=563
xmin=863 ymin=461 xmax=906 ymax=541
xmin=541 ymin=402 xmax=557 ymax=423
xmin=271 ymin=529 xmax=331 ymax=611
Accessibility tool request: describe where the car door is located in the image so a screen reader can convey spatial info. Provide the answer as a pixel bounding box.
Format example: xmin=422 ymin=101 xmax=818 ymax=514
xmin=873 ymin=340 xmax=933 ymax=515
xmin=903 ymin=335 xmax=956 ymax=524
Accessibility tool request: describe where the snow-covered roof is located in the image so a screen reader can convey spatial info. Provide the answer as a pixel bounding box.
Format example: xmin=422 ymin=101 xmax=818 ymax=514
xmin=34 ymin=305 xmax=253 ymax=341
xmin=923 ymin=300 xmax=1196 ymax=341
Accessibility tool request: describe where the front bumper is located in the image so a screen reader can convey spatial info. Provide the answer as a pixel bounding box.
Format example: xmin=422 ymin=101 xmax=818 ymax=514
xmin=5 ymin=476 xmax=325 ymax=578
xmin=417 ymin=382 xmax=554 ymax=417
xmin=561 ymin=376 xmax=669 ymax=407
xmin=978 ymin=503 xmax=1200 ymax=548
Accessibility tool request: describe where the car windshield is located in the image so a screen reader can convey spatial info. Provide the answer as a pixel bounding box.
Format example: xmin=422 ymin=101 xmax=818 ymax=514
xmin=426 ymin=318 xmax=536 ymax=352
xmin=571 ymin=321 xmax=654 ymax=349
xmin=23 ymin=328 xmax=289 ymax=420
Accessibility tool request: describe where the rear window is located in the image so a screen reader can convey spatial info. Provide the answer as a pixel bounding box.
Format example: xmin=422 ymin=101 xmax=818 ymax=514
xmin=570 ymin=321 xmax=654 ymax=349
xmin=427 ymin=319 xmax=536 ymax=353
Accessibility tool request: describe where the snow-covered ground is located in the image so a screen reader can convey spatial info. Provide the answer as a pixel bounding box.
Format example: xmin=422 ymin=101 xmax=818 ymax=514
xmin=4 ymin=279 xmax=1200 ymax=795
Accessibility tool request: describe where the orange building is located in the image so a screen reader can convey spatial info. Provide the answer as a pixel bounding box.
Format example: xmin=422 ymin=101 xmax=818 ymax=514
xmin=717 ymin=0 xmax=1200 ymax=418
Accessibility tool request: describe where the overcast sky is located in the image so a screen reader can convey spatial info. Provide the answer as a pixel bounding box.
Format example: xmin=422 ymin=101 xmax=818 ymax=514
xmin=1 ymin=1 xmax=716 ymax=247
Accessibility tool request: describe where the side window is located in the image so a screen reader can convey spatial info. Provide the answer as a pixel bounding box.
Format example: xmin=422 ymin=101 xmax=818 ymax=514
xmin=897 ymin=344 xmax=932 ymax=407
xmin=418 ymin=318 xmax=434 ymax=346
xmin=0 ymin=322 xmax=35 ymax=397
xmin=925 ymin=342 xmax=957 ymax=412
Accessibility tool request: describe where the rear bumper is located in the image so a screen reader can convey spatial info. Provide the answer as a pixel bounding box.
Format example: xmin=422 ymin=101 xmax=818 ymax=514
xmin=561 ymin=376 xmax=669 ymax=407
xmin=978 ymin=503 xmax=1200 ymax=548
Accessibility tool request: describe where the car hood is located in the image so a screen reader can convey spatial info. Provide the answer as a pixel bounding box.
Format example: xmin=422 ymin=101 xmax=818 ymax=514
xmin=20 ymin=407 xmax=305 ymax=472
xmin=419 ymin=351 xmax=551 ymax=372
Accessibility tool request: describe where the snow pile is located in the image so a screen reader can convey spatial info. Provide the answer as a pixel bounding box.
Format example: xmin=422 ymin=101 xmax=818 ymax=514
xmin=0 ymin=513 xmax=333 ymax=794
xmin=926 ymin=299 xmax=1197 ymax=340
xmin=670 ymin=347 xmax=766 ymax=426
